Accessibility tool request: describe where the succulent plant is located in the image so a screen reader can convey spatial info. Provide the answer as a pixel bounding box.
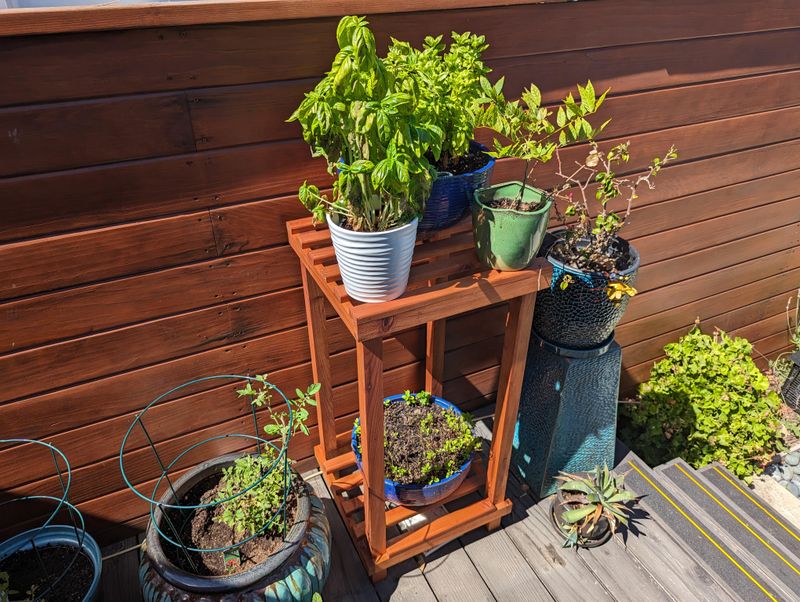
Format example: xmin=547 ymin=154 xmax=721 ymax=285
xmin=554 ymin=464 xmax=635 ymax=548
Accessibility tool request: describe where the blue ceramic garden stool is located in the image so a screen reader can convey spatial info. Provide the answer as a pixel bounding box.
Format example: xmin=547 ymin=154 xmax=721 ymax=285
xmin=512 ymin=331 xmax=621 ymax=499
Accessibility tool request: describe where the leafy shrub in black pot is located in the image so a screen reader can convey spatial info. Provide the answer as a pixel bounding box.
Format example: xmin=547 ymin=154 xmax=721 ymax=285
xmin=533 ymin=141 xmax=677 ymax=348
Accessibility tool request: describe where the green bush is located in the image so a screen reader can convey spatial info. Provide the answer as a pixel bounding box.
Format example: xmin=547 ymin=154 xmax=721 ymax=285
xmin=620 ymin=326 xmax=782 ymax=481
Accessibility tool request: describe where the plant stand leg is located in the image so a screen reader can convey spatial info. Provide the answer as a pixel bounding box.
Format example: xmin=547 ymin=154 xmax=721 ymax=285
xmin=357 ymin=337 xmax=387 ymax=560
xmin=302 ymin=268 xmax=338 ymax=462
xmin=485 ymin=293 xmax=536 ymax=531
xmin=425 ymin=319 xmax=446 ymax=396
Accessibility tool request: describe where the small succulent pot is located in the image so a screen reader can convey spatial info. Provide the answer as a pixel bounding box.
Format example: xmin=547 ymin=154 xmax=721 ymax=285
xmin=534 ymin=232 xmax=640 ymax=349
xmin=351 ymin=394 xmax=474 ymax=507
xmin=0 ymin=524 xmax=102 ymax=602
xmin=550 ymin=483 xmax=612 ymax=549
xmin=471 ymin=182 xmax=552 ymax=271
xmin=781 ymin=350 xmax=800 ymax=411
xmin=420 ymin=141 xmax=495 ymax=232
xmin=140 ymin=452 xmax=331 ymax=601
xmin=326 ymin=214 xmax=418 ymax=303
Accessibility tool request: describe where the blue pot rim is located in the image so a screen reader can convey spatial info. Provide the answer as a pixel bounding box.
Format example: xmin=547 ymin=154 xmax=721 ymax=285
xmin=0 ymin=524 xmax=102 ymax=602
xmin=434 ymin=141 xmax=495 ymax=182
xmin=351 ymin=394 xmax=474 ymax=493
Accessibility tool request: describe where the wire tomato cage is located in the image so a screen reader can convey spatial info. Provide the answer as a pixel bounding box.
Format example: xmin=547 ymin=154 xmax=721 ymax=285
xmin=0 ymin=439 xmax=87 ymax=601
xmin=118 ymin=375 xmax=296 ymax=571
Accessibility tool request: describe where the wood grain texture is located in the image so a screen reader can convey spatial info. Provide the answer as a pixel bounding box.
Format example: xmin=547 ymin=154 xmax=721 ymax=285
xmin=0 ymin=93 xmax=195 ymax=176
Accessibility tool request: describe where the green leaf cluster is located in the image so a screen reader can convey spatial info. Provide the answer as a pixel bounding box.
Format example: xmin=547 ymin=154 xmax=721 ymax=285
xmin=385 ymin=31 xmax=490 ymax=167
xmin=237 ymin=375 xmax=319 ymax=441
xmin=481 ymin=79 xmax=606 ymax=165
xmin=555 ymin=464 xmax=634 ymax=548
xmin=214 ymin=377 xmax=320 ymax=537
xmin=621 ymin=327 xmax=783 ymax=481
xmin=289 ymin=16 xmax=443 ymax=232
xmin=214 ymin=447 xmax=288 ymax=537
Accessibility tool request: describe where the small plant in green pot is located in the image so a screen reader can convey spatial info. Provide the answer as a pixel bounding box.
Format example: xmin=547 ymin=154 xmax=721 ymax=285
xmin=551 ymin=464 xmax=635 ymax=549
xmin=386 ymin=32 xmax=496 ymax=230
xmin=472 ymin=81 xmax=605 ymax=271
xmin=289 ymin=16 xmax=442 ymax=302
xmin=351 ymin=391 xmax=482 ymax=506
xmin=533 ymin=141 xmax=677 ymax=348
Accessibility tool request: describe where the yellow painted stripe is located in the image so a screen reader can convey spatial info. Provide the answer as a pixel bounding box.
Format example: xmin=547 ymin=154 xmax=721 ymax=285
xmin=676 ymin=463 xmax=800 ymax=577
xmin=712 ymin=465 xmax=800 ymax=545
xmin=627 ymin=460 xmax=777 ymax=602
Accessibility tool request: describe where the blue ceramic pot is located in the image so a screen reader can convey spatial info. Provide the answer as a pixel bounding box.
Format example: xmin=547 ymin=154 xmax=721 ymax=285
xmin=351 ymin=394 xmax=474 ymax=507
xmin=0 ymin=525 xmax=102 ymax=602
xmin=420 ymin=141 xmax=495 ymax=231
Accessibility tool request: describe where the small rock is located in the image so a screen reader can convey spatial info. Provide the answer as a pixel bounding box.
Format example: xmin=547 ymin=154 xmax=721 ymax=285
xmin=786 ymin=452 xmax=800 ymax=466
xmin=787 ymin=481 xmax=800 ymax=497
xmin=782 ymin=466 xmax=794 ymax=480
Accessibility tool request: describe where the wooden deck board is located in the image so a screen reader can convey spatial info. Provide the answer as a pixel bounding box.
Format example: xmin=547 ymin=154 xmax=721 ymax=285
xmin=306 ymin=474 xmax=380 ymax=602
xmin=419 ymin=540 xmax=496 ymax=602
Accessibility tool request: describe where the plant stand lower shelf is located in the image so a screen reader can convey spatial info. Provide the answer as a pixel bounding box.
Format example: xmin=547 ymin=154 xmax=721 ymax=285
xmin=288 ymin=216 xmax=548 ymax=581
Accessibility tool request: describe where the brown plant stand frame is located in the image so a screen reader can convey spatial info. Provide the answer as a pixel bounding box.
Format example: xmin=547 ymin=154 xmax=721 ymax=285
xmin=288 ymin=216 xmax=547 ymax=582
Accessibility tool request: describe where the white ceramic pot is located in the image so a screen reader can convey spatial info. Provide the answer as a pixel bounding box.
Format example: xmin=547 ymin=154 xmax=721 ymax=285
xmin=326 ymin=214 xmax=418 ymax=303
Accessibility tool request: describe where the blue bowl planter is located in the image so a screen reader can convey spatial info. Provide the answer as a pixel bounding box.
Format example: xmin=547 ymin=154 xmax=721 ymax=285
xmin=351 ymin=394 xmax=474 ymax=507
xmin=419 ymin=141 xmax=495 ymax=232
xmin=0 ymin=524 xmax=102 ymax=602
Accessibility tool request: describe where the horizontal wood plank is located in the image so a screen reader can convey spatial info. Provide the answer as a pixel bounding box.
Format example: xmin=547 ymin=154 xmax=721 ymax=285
xmin=3 ymin=2 xmax=800 ymax=103
xmin=0 ymin=93 xmax=195 ymax=177
xmin=0 ymin=211 xmax=216 ymax=300
xmin=0 ymin=246 xmax=300 ymax=353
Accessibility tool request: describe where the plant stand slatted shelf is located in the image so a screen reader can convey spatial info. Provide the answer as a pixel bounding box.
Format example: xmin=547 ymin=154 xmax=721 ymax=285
xmin=287 ymin=216 xmax=548 ymax=581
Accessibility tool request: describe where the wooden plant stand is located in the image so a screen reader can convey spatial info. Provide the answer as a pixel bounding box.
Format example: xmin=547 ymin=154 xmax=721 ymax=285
xmin=287 ymin=216 xmax=547 ymax=581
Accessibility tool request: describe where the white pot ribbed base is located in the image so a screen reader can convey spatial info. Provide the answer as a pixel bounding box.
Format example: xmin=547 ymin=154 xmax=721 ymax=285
xmin=326 ymin=215 xmax=418 ymax=303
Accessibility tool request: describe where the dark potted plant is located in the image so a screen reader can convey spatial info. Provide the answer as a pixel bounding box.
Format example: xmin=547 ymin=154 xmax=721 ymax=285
xmin=289 ymin=16 xmax=443 ymax=303
xmin=351 ymin=390 xmax=481 ymax=506
xmin=0 ymin=440 xmax=102 ymax=602
xmin=385 ymin=32 xmax=496 ymax=231
xmin=131 ymin=377 xmax=332 ymax=601
xmin=472 ymin=81 xmax=606 ymax=271
xmin=533 ymin=141 xmax=678 ymax=348
xmin=551 ymin=464 xmax=635 ymax=548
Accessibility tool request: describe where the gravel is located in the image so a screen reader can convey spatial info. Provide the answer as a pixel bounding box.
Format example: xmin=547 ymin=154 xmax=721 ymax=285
xmin=767 ymin=449 xmax=800 ymax=498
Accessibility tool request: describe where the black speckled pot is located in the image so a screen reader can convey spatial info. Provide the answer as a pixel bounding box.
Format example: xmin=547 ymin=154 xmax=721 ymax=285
xmin=534 ymin=234 xmax=639 ymax=349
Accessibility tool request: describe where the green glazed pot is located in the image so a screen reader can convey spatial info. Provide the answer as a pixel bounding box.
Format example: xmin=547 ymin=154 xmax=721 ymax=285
xmin=471 ymin=182 xmax=552 ymax=271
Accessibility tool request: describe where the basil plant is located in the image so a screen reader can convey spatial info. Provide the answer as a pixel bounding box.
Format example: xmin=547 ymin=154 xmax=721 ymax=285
xmin=289 ymin=16 xmax=443 ymax=232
